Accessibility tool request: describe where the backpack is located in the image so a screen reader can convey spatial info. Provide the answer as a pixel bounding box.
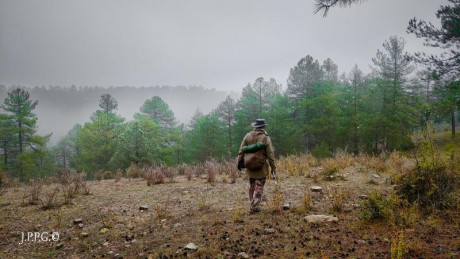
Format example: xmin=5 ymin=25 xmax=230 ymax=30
xmin=243 ymin=134 xmax=267 ymax=170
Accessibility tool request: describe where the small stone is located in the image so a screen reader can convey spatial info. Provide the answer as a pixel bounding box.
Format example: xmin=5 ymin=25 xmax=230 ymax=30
xmin=282 ymin=203 xmax=290 ymax=210
xmin=131 ymin=239 xmax=137 ymax=243
xmin=73 ymin=218 xmax=83 ymax=224
xmin=103 ymin=242 xmax=109 ymax=246
xmin=56 ymin=243 xmax=64 ymax=249
xmin=238 ymin=252 xmax=250 ymax=258
xmin=78 ymin=223 xmax=84 ymax=229
xmin=100 ymin=228 xmax=109 ymax=234
xmin=358 ymin=239 xmax=366 ymax=244
xmin=359 ymin=194 xmax=368 ymax=199
xmin=265 ymin=228 xmax=275 ymax=234
xmin=352 ymin=204 xmax=361 ymax=208
xmin=343 ymin=207 xmax=353 ymax=213
xmin=139 ymin=205 xmax=149 ymax=211
xmin=34 ymin=224 xmax=42 ymax=231
xmin=80 ymin=232 xmax=89 ymax=237
xmin=185 ymin=243 xmax=198 ymax=250
xmin=161 ymin=219 xmax=166 ymax=222
xmin=373 ymin=174 xmax=380 ymax=178
xmin=310 ymin=186 xmax=323 ymax=193
xmin=125 ymin=244 xmax=131 ymax=248
xmin=304 ymin=215 xmax=338 ymax=224
xmin=174 ymin=223 xmax=182 ymax=228
xmin=108 ymin=251 xmax=114 ymax=255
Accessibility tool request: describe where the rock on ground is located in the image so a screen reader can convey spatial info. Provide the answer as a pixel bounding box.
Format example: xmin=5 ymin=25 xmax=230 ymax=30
xmin=304 ymin=215 xmax=338 ymax=223
xmin=185 ymin=243 xmax=198 ymax=250
xmin=310 ymin=186 xmax=323 ymax=192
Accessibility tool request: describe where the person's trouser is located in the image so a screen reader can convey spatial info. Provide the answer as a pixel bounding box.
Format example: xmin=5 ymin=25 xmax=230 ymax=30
xmin=249 ymin=177 xmax=266 ymax=210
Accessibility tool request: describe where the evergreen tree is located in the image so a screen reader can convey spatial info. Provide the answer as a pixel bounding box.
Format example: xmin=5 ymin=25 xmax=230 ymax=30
xmin=286 ymin=55 xmax=323 ymax=100
xmin=0 ymin=114 xmax=15 ymax=171
xmin=371 ymin=37 xmax=416 ymax=151
xmin=186 ymin=112 xmax=226 ymax=162
xmin=322 ymin=58 xmax=339 ymax=84
xmin=140 ymin=96 xmax=176 ymax=129
xmin=408 ymin=0 xmax=460 ymax=79
xmin=75 ymin=111 xmax=124 ymax=177
xmin=111 ymin=116 xmax=163 ymax=167
xmin=1 ymin=88 xmax=38 ymax=155
xmin=286 ymin=55 xmax=324 ymax=152
xmin=99 ymin=93 xmax=118 ymax=113
xmin=1 ymin=88 xmax=43 ymax=179
xmin=216 ymin=96 xmax=237 ymax=154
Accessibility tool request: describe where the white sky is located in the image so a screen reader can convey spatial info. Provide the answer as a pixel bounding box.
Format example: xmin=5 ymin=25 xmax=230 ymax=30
xmin=0 ymin=0 xmax=447 ymax=92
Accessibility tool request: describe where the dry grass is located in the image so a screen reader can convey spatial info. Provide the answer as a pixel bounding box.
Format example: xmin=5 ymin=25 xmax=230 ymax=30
xmin=330 ymin=188 xmax=349 ymax=213
xmin=277 ymin=153 xmax=315 ymax=177
xmin=153 ymin=202 xmax=170 ymax=220
xmin=22 ymin=179 xmax=42 ymax=205
xmin=115 ymin=169 xmax=122 ymax=182
xmin=295 ymin=190 xmax=311 ymax=214
xmin=268 ymin=185 xmax=284 ymax=214
xmin=127 ymin=163 xmax=141 ymax=179
xmin=1 ymin=154 xmax=458 ymax=258
xmin=41 ymin=186 xmax=60 ymax=210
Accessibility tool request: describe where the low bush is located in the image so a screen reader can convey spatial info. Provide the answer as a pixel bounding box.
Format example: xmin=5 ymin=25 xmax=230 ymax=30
xmin=127 ymin=163 xmax=141 ymax=179
xmin=396 ymin=126 xmax=459 ymax=211
xmin=41 ymin=186 xmax=60 ymax=210
xmin=23 ymin=179 xmax=42 ymax=205
xmin=103 ymin=171 xmax=113 ymax=179
xmin=359 ymin=191 xmax=394 ymax=221
xmin=115 ymin=169 xmax=122 ymax=182
xmin=144 ymin=166 xmax=165 ymax=186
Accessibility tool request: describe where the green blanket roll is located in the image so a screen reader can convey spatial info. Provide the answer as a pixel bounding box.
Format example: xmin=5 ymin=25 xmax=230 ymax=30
xmin=242 ymin=142 xmax=265 ymax=153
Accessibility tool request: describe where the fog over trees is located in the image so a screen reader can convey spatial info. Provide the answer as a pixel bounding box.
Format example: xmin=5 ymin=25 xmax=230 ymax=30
xmin=0 ymin=85 xmax=238 ymax=145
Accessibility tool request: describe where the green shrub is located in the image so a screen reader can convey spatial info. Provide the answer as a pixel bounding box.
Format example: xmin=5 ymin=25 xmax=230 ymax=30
xmin=396 ymin=126 xmax=458 ymax=211
xmin=359 ymin=191 xmax=394 ymax=221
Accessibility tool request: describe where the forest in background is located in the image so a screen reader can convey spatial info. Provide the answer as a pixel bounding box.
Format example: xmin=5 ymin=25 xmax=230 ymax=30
xmin=0 ymin=1 xmax=459 ymax=181
xmin=0 ymin=85 xmax=237 ymax=146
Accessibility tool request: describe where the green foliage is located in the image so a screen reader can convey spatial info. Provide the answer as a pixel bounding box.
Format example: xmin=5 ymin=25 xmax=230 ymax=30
xmin=395 ymin=125 xmax=459 ymax=210
xmin=140 ymin=96 xmax=176 ymax=129
xmin=359 ymin=191 xmax=394 ymax=221
xmin=99 ymin=93 xmax=118 ymax=114
xmin=75 ymin=111 xmax=124 ymax=178
xmin=408 ymin=0 xmax=460 ymax=79
xmin=0 ymin=88 xmax=50 ymax=181
xmin=111 ymin=116 xmax=163 ymax=168
xmin=185 ymin=113 xmax=226 ymax=162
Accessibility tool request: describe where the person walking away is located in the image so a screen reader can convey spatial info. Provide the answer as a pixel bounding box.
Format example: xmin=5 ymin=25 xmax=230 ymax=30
xmin=238 ymin=119 xmax=276 ymax=213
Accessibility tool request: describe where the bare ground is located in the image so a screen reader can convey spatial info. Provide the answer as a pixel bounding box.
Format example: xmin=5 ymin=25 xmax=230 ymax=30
xmin=0 ymin=166 xmax=458 ymax=259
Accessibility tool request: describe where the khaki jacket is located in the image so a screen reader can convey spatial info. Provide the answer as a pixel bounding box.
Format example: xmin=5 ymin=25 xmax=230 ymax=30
xmin=238 ymin=129 xmax=276 ymax=179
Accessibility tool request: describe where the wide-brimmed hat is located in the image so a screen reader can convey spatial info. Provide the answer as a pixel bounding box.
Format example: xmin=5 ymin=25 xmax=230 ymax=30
xmin=251 ymin=119 xmax=267 ymax=128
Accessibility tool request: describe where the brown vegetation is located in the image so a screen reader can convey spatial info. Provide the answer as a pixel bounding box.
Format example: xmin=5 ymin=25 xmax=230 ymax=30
xmin=0 ymin=152 xmax=458 ymax=258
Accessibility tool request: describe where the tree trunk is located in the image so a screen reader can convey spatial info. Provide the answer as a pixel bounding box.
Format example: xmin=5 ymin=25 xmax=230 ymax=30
xmin=18 ymin=121 xmax=23 ymax=154
xmin=3 ymin=141 xmax=7 ymax=167
xmin=452 ymin=106 xmax=456 ymax=138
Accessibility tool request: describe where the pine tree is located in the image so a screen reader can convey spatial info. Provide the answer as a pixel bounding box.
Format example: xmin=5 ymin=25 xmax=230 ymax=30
xmin=2 ymin=88 xmax=38 ymax=155
xmin=216 ymin=96 xmax=237 ymax=154
xmin=140 ymin=96 xmax=176 ymax=130
xmin=408 ymin=0 xmax=460 ymax=79
xmin=99 ymin=93 xmax=118 ymax=114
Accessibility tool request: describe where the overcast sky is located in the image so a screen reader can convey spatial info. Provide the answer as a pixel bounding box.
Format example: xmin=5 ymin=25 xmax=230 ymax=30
xmin=0 ymin=0 xmax=447 ymax=92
